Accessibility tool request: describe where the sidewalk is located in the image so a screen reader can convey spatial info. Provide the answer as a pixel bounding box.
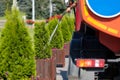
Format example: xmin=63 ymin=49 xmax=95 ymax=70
xmin=56 ymin=58 xmax=69 ymax=80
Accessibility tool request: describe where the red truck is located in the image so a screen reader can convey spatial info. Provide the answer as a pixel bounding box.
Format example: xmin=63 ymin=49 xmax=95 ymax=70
xmin=68 ymin=0 xmax=120 ymax=80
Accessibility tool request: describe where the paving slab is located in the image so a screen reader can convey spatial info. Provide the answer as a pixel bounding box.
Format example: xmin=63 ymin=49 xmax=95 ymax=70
xmin=56 ymin=58 xmax=69 ymax=80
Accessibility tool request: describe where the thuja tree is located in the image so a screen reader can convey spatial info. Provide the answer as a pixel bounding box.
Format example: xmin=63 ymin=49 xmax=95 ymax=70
xmin=65 ymin=14 xmax=75 ymax=35
xmin=47 ymin=18 xmax=64 ymax=49
xmin=60 ymin=15 xmax=71 ymax=43
xmin=0 ymin=7 xmax=35 ymax=79
xmin=34 ymin=22 xmax=52 ymax=59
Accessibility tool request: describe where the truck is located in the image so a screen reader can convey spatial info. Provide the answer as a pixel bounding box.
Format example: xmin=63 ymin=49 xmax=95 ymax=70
xmin=68 ymin=0 xmax=120 ymax=80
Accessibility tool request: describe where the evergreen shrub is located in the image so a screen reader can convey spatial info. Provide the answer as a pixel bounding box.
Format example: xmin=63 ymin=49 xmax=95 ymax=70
xmin=47 ymin=18 xmax=64 ymax=49
xmin=60 ymin=15 xmax=71 ymax=43
xmin=34 ymin=22 xmax=52 ymax=59
xmin=65 ymin=15 xmax=75 ymax=36
xmin=0 ymin=7 xmax=35 ymax=79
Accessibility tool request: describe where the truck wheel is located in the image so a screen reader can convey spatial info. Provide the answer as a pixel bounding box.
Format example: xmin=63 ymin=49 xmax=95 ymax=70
xmin=67 ymin=56 xmax=80 ymax=80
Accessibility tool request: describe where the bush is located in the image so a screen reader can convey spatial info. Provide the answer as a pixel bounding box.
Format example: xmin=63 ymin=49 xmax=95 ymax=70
xmin=65 ymin=15 xmax=75 ymax=36
xmin=47 ymin=18 xmax=64 ymax=49
xmin=34 ymin=22 xmax=52 ymax=59
xmin=0 ymin=7 xmax=35 ymax=79
xmin=60 ymin=15 xmax=71 ymax=43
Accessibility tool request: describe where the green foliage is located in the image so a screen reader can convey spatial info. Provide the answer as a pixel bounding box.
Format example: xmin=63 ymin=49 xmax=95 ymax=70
xmin=35 ymin=0 xmax=66 ymax=19
xmin=60 ymin=15 xmax=71 ymax=43
xmin=35 ymin=0 xmax=50 ymax=19
xmin=47 ymin=18 xmax=64 ymax=49
xmin=0 ymin=0 xmax=12 ymax=17
xmin=34 ymin=22 xmax=52 ymax=59
xmin=0 ymin=7 xmax=35 ymax=79
xmin=65 ymin=14 xmax=75 ymax=35
xmin=0 ymin=0 xmax=66 ymax=19
xmin=52 ymin=0 xmax=66 ymax=16
xmin=0 ymin=1 xmax=5 ymax=17
xmin=0 ymin=0 xmax=32 ymax=19
xmin=17 ymin=0 xmax=32 ymax=19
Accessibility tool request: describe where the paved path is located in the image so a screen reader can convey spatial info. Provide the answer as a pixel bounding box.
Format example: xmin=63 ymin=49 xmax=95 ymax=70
xmin=56 ymin=58 xmax=69 ymax=80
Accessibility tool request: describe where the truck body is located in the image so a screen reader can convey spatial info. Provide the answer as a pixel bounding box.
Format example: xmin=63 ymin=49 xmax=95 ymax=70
xmin=68 ymin=0 xmax=120 ymax=80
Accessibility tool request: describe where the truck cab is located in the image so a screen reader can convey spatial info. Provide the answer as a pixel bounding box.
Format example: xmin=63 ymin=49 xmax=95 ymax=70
xmin=68 ymin=0 xmax=120 ymax=80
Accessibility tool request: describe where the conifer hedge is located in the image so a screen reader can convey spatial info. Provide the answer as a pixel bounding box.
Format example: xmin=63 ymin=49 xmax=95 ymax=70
xmin=0 ymin=8 xmax=35 ymax=79
xmin=34 ymin=22 xmax=52 ymax=59
xmin=47 ymin=18 xmax=64 ymax=49
xmin=60 ymin=15 xmax=71 ymax=43
xmin=65 ymin=15 xmax=75 ymax=36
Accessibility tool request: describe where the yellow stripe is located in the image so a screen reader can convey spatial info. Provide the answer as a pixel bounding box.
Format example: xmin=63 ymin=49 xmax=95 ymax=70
xmin=87 ymin=17 xmax=107 ymax=30
xmin=84 ymin=6 xmax=89 ymax=16
xmin=108 ymin=28 xmax=118 ymax=34
xmin=83 ymin=1 xmax=118 ymax=35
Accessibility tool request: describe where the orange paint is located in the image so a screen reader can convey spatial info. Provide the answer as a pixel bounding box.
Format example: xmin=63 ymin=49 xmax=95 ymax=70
xmin=80 ymin=0 xmax=120 ymax=38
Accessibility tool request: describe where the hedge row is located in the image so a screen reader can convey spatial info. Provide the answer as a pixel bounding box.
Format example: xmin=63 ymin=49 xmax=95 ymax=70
xmin=34 ymin=14 xmax=75 ymax=58
xmin=34 ymin=22 xmax=52 ymax=59
xmin=0 ymin=6 xmax=75 ymax=79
